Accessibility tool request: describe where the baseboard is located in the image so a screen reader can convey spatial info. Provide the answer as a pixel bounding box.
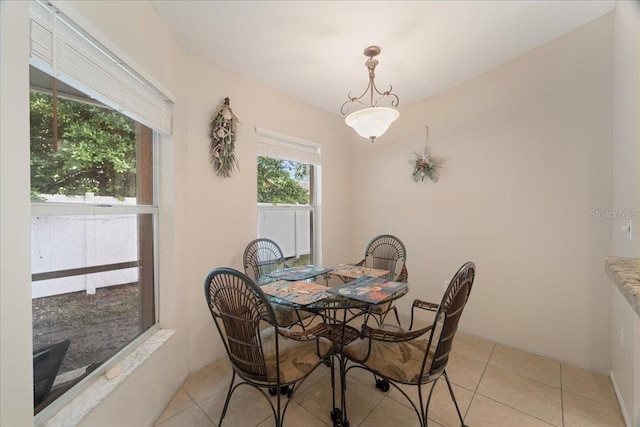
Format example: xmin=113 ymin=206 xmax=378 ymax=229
xmin=610 ymin=370 xmax=632 ymax=427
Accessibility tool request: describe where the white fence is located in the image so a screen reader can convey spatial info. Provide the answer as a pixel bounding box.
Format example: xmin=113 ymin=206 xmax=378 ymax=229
xmin=32 ymin=197 xmax=311 ymax=299
xmin=257 ymin=204 xmax=311 ymax=259
xmin=31 ymin=194 xmax=138 ymax=299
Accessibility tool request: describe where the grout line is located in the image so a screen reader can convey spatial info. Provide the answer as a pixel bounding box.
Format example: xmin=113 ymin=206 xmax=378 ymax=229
xmin=198 ymin=401 xmax=218 ymax=427
xmin=559 ymin=363 xmax=565 ymax=427
xmin=461 ymin=343 xmax=496 ymax=421
xmin=486 ymin=364 xmax=562 ymax=390
xmin=473 ymin=343 xmax=495 ymax=394
xmin=477 ymin=394 xmax=558 ymax=426
xmin=154 ymin=388 xmax=198 ymax=426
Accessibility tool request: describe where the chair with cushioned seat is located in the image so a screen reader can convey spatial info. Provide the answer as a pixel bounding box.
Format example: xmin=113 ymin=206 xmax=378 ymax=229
xmin=355 ymin=234 xmax=407 ymax=326
xmin=342 ymin=262 xmax=476 ymax=427
xmin=243 ymin=238 xmax=315 ymax=329
xmin=204 ymin=267 xmax=333 ymax=427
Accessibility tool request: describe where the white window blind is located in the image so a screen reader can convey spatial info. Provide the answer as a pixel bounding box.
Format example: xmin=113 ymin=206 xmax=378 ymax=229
xmin=29 ymin=1 xmax=173 ymax=135
xmin=256 ymin=128 xmax=321 ymax=165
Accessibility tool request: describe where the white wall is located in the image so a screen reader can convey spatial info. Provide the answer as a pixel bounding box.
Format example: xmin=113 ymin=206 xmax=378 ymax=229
xmin=610 ymin=1 xmax=640 ymax=425
xmin=353 ymin=14 xmax=615 ymax=371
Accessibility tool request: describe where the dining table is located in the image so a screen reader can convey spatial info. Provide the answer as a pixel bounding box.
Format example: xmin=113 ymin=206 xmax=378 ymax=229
xmin=259 ymin=264 xmax=410 ymax=427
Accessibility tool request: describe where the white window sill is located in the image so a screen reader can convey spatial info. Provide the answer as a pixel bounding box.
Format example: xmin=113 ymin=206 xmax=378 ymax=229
xmin=37 ymin=329 xmax=175 ymax=426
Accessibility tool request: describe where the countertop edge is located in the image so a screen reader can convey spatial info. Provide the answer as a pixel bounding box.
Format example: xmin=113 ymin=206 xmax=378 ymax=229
xmin=604 ymin=256 xmax=640 ymax=319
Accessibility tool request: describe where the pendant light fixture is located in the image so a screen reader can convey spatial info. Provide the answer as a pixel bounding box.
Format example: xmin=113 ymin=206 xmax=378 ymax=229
xmin=341 ymin=46 xmax=400 ymax=142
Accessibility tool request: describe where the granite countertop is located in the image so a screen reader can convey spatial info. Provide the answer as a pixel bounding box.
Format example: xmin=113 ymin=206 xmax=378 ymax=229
xmin=604 ymin=256 xmax=640 ymax=318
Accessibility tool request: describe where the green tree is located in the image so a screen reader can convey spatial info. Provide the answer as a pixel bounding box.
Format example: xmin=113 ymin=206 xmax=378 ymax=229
xmin=30 ymin=91 xmax=136 ymax=200
xmin=257 ymin=157 xmax=310 ymax=204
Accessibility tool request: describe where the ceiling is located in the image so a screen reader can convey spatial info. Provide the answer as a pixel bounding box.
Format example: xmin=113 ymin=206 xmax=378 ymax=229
xmin=150 ymin=1 xmax=615 ymax=117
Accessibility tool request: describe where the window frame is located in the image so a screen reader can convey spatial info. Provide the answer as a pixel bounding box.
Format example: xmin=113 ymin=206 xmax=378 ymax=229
xmin=30 ymin=126 xmax=161 ymax=421
xmin=256 ymin=128 xmax=322 ymax=264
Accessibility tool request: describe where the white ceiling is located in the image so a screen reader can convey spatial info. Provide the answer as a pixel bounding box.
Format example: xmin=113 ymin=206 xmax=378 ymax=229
xmin=150 ymin=0 xmax=615 ymax=116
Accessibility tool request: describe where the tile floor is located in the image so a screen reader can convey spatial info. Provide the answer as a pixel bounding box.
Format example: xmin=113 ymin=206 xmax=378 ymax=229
xmin=155 ymin=331 xmax=626 ymax=427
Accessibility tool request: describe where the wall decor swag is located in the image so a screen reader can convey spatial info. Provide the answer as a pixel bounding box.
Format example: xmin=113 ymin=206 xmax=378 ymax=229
xmin=410 ymin=126 xmax=444 ymax=183
xmin=209 ymin=97 xmax=239 ymax=177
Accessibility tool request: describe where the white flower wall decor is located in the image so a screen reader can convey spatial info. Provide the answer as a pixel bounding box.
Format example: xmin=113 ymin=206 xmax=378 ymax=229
xmin=410 ymin=126 xmax=444 ymax=183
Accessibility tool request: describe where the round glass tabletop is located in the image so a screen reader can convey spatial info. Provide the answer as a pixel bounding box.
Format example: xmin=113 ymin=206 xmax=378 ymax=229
xmin=262 ymin=276 xmax=410 ymax=311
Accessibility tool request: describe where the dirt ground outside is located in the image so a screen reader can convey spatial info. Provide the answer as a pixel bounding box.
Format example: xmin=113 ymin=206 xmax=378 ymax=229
xmin=32 ymin=283 xmax=140 ymax=374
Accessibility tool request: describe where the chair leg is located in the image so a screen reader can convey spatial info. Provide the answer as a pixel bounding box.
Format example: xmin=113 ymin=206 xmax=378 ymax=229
xmin=390 ymin=305 xmax=401 ymax=326
xmin=219 ymin=371 xmax=236 ymax=425
xmin=443 ymin=370 xmax=468 ymax=427
xmin=423 ymin=378 xmax=439 ymax=427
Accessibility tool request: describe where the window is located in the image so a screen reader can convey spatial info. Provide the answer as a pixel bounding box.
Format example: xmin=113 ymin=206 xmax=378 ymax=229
xmin=30 ymin=67 xmax=157 ymax=412
xmin=256 ymin=128 xmax=321 ymax=265
xmin=29 ymin=0 xmax=172 ymax=413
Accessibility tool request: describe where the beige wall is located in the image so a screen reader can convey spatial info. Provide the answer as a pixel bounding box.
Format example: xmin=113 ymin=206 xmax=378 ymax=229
xmin=182 ymin=54 xmax=357 ymax=367
xmin=610 ymin=0 xmax=640 ymax=425
xmin=352 ymin=14 xmax=615 ymax=371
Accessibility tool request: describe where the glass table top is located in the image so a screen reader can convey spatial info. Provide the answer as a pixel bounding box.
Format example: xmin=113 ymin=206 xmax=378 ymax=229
xmin=259 ymin=270 xmax=409 ymax=311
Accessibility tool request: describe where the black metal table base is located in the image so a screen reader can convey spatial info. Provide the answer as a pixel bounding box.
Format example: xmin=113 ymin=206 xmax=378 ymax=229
xmin=323 ymin=322 xmax=359 ymax=427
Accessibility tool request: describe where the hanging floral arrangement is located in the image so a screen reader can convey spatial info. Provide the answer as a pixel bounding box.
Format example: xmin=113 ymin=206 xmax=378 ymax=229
xmin=209 ymin=97 xmax=239 ymax=177
xmin=410 ymin=126 xmax=444 ymax=183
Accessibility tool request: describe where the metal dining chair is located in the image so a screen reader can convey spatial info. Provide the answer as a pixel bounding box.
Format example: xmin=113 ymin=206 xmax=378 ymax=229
xmin=243 ymin=238 xmax=315 ymax=329
xmin=33 ymin=338 xmax=70 ymax=406
xmin=204 ymin=267 xmax=333 ymax=427
xmin=342 ymin=262 xmax=476 ymax=427
xmin=355 ymin=234 xmax=408 ymax=326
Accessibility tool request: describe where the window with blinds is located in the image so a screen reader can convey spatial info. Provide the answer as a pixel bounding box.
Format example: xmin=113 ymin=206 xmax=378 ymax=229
xmin=29 ymin=1 xmax=170 ymax=415
xmin=256 ymin=128 xmax=322 ymax=265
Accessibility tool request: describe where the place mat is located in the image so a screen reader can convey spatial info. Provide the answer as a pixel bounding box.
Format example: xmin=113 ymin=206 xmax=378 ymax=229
xmin=327 ymin=275 xmax=407 ymax=304
xmin=260 ymin=280 xmax=331 ymax=305
xmin=330 ymin=264 xmax=389 ymax=279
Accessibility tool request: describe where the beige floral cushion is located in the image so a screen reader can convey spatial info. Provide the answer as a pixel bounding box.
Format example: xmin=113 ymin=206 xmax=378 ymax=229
xmin=260 ymin=327 xmax=332 ymax=383
xmin=343 ymin=324 xmax=434 ymax=384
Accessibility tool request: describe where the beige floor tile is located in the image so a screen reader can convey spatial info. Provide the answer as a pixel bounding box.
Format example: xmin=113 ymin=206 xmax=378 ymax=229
xmin=387 ymin=379 xmax=474 ymax=427
xmin=425 ymin=381 xmax=474 ymax=427
xmin=465 ymin=394 xmax=555 ymax=427
xmin=562 ymin=391 xmax=626 ymax=427
xmin=489 ymin=344 xmax=560 ymax=388
xmin=477 ymin=366 xmax=562 ymax=426
xmin=183 ymin=359 xmax=233 ymax=403
xmin=344 ymin=361 xmax=380 ymax=387
xmin=446 ymin=352 xmax=486 ymax=391
xmin=295 ymin=362 xmax=332 ymax=395
xmin=155 ymin=387 xmax=196 ymax=425
xmin=155 ymin=405 xmax=214 ymax=427
xmin=452 ymin=332 xmax=495 ymax=363
xmin=199 ymin=385 xmax=274 ymax=426
xmin=156 ymin=336 xmax=624 ymax=427
xmin=561 ymin=364 xmax=619 ymax=409
xmin=295 ymin=368 xmax=344 ymax=423
xmin=343 ymin=379 xmax=392 ymax=425
xmin=256 ymin=400 xmax=331 ymax=427
xmin=359 ymin=396 xmax=422 ymax=427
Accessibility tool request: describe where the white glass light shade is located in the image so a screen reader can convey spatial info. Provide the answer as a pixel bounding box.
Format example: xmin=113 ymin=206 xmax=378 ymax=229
xmin=344 ymin=107 xmax=400 ymax=141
